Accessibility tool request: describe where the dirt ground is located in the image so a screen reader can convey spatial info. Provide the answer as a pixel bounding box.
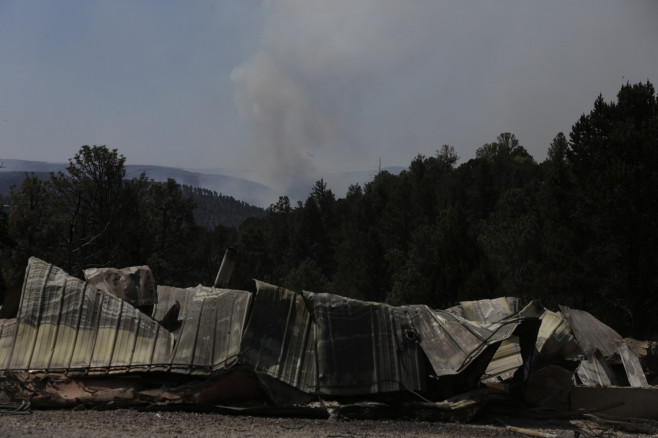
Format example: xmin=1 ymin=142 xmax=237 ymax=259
xmin=0 ymin=408 xmax=653 ymax=438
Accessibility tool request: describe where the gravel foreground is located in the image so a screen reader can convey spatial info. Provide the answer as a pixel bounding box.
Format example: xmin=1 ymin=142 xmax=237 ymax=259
xmin=0 ymin=409 xmax=652 ymax=438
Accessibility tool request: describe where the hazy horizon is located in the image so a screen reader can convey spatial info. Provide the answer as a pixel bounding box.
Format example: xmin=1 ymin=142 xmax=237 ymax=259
xmin=0 ymin=157 xmax=408 ymax=207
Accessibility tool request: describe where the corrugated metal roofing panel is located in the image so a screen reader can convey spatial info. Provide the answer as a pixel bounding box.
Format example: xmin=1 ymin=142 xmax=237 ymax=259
xmin=559 ymin=305 xmax=622 ymax=359
xmin=619 ymin=342 xmax=649 ymax=388
xmin=459 ymin=297 xmax=519 ymax=324
xmin=577 ymin=351 xmax=618 ymax=386
xmin=535 ymin=310 xmax=581 ymax=360
xmin=483 ymin=336 xmax=523 ymax=380
xmin=171 ymin=289 xmax=203 ymax=371
xmin=241 ymin=282 xmax=521 ymax=396
xmin=240 ymin=281 xmax=317 ymax=392
xmin=1 ymin=259 xmax=254 ymax=375
xmin=0 ymin=319 xmax=16 ymax=369
xmin=412 ymin=307 xmax=519 ymax=377
xmin=1 ymin=258 xmax=176 ymax=374
xmin=90 ymin=293 xmax=122 ymax=370
xmin=50 ymin=280 xmax=85 ymax=371
xmin=110 ymin=303 xmax=139 ymax=372
xmin=211 ymin=288 xmax=250 ymax=371
xmin=164 ymin=285 xmax=252 ymax=373
xmin=152 ymin=286 xmax=188 ymax=322
xmin=83 ymin=265 xmax=157 ymax=307
xmin=1 ymin=258 xmax=548 ymax=401
xmin=307 ymin=293 xmax=424 ymax=395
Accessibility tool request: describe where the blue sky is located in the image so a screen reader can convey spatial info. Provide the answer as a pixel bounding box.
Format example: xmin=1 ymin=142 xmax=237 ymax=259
xmin=1 ymin=1 xmax=657 ymax=193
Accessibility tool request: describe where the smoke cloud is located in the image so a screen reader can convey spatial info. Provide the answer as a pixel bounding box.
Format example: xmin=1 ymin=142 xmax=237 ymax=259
xmin=230 ymin=1 xmax=440 ymax=192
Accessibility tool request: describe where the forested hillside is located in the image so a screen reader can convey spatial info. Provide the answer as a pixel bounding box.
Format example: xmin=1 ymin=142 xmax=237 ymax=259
xmin=182 ymin=186 xmax=265 ymax=228
xmin=1 ymin=82 xmax=656 ymax=337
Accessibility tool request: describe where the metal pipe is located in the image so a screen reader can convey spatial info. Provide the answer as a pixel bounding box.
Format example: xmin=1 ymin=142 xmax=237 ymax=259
xmin=214 ymin=247 xmax=237 ymax=288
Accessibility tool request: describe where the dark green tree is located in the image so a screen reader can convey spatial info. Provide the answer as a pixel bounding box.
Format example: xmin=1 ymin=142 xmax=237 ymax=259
xmin=2 ymin=175 xmax=59 ymax=296
xmin=478 ymin=187 xmax=540 ymax=299
xmin=145 ymin=178 xmax=199 ymax=286
xmin=49 ymin=146 xmax=139 ymax=274
xmin=476 ymin=132 xmax=531 ymax=161
xmin=566 ymin=81 xmax=658 ymax=336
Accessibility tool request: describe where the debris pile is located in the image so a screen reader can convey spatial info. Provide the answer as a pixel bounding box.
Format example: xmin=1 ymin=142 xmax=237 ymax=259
xmin=1 ymin=257 xmax=657 ymax=423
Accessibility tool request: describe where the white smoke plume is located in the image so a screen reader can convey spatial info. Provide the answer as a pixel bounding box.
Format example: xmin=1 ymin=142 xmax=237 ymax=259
xmin=231 ymin=1 xmax=438 ymax=192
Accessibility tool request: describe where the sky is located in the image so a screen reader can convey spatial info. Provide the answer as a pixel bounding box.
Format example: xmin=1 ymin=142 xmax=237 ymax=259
xmin=1 ymin=1 xmax=657 ymax=195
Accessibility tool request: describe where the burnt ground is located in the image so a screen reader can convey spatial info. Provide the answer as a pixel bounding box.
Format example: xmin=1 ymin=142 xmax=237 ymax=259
xmin=0 ymin=408 xmax=653 ymax=438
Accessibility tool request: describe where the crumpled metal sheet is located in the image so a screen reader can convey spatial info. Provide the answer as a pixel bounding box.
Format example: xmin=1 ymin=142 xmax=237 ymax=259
xmin=17 ymin=256 xmax=658 ymax=412
xmin=239 ymin=282 xmax=521 ymax=396
xmin=0 ymin=258 xmax=251 ymax=375
xmin=0 ymin=259 xmax=525 ymax=400
xmin=482 ymin=336 xmax=523 ymax=382
xmin=239 ymin=281 xmax=318 ymax=393
xmin=559 ymin=305 xmax=622 ymax=359
xmin=445 ymin=299 xmax=527 ymax=382
xmin=83 ymin=265 xmax=157 ymax=307
xmin=0 ymin=319 xmax=16 ymax=370
xmin=457 ymin=297 xmax=520 ymax=324
xmin=577 ymin=350 xmax=618 ymax=386
xmin=166 ymin=285 xmax=251 ymax=374
xmin=535 ymin=310 xmax=581 ymax=361
xmin=618 ymin=343 xmax=649 ymax=388
xmin=2 ymin=258 xmax=174 ymax=374
xmin=305 ymin=292 xmax=425 ymax=395
xmin=411 ymin=307 xmax=521 ymax=378
xmin=240 ymin=281 xmax=425 ymax=396
xmin=5 ymin=257 xmax=658 ymax=418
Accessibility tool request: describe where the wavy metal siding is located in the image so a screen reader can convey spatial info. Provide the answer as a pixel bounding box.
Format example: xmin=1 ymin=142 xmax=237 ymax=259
xmin=1 ymin=258 xmax=175 ymax=374
xmin=240 ymin=281 xmax=318 ymax=393
xmin=1 ymin=258 xmax=521 ymax=399
xmin=411 ymin=306 xmax=519 ymax=377
xmin=0 ymin=258 xmax=250 ymax=375
xmin=0 ymin=319 xmax=16 ymax=370
xmin=458 ymin=297 xmax=519 ymax=324
xmin=239 ymin=281 xmax=524 ymax=396
xmin=240 ymin=284 xmax=521 ymax=396
xmin=307 ymin=293 xmax=425 ymax=395
xmin=240 ymin=282 xmax=427 ymax=396
xmin=158 ymin=285 xmax=251 ymax=374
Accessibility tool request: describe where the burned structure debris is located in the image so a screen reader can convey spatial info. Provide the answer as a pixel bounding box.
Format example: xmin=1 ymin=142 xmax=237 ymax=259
xmin=1 ymin=257 xmax=657 ymax=423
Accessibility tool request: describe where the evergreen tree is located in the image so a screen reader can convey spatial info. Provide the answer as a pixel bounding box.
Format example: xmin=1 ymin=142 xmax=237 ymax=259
xmin=567 ymin=82 xmax=658 ymax=336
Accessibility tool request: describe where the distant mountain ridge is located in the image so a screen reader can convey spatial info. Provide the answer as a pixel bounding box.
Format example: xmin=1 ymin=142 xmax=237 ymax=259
xmin=0 ymin=159 xmax=405 ymax=207
xmin=0 ymin=159 xmax=276 ymax=207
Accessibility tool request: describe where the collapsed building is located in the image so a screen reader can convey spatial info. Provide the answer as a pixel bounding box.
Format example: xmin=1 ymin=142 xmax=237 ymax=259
xmin=1 ymin=256 xmax=657 ymax=423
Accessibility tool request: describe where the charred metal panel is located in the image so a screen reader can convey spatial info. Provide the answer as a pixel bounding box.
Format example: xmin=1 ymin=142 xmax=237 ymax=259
xmin=459 ymin=297 xmax=519 ymax=324
xmin=559 ymin=305 xmax=622 ymax=359
xmin=169 ymin=286 xmax=251 ymax=373
xmin=483 ymin=336 xmax=523 ymax=381
xmin=619 ymin=342 xmax=649 ymax=388
xmin=535 ymin=310 xmax=581 ymax=360
xmin=411 ymin=307 xmax=519 ymax=377
xmin=152 ymin=285 xmax=194 ymax=322
xmin=241 ymin=283 xmax=427 ymax=396
xmin=306 ymin=293 xmax=425 ymax=395
xmin=577 ymin=351 xmax=618 ymax=386
xmin=1 ymin=259 xmax=251 ymax=376
xmin=0 ymin=318 xmax=16 ymax=369
xmin=240 ymin=281 xmax=317 ymax=393
xmin=84 ymin=266 xmax=157 ymax=307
